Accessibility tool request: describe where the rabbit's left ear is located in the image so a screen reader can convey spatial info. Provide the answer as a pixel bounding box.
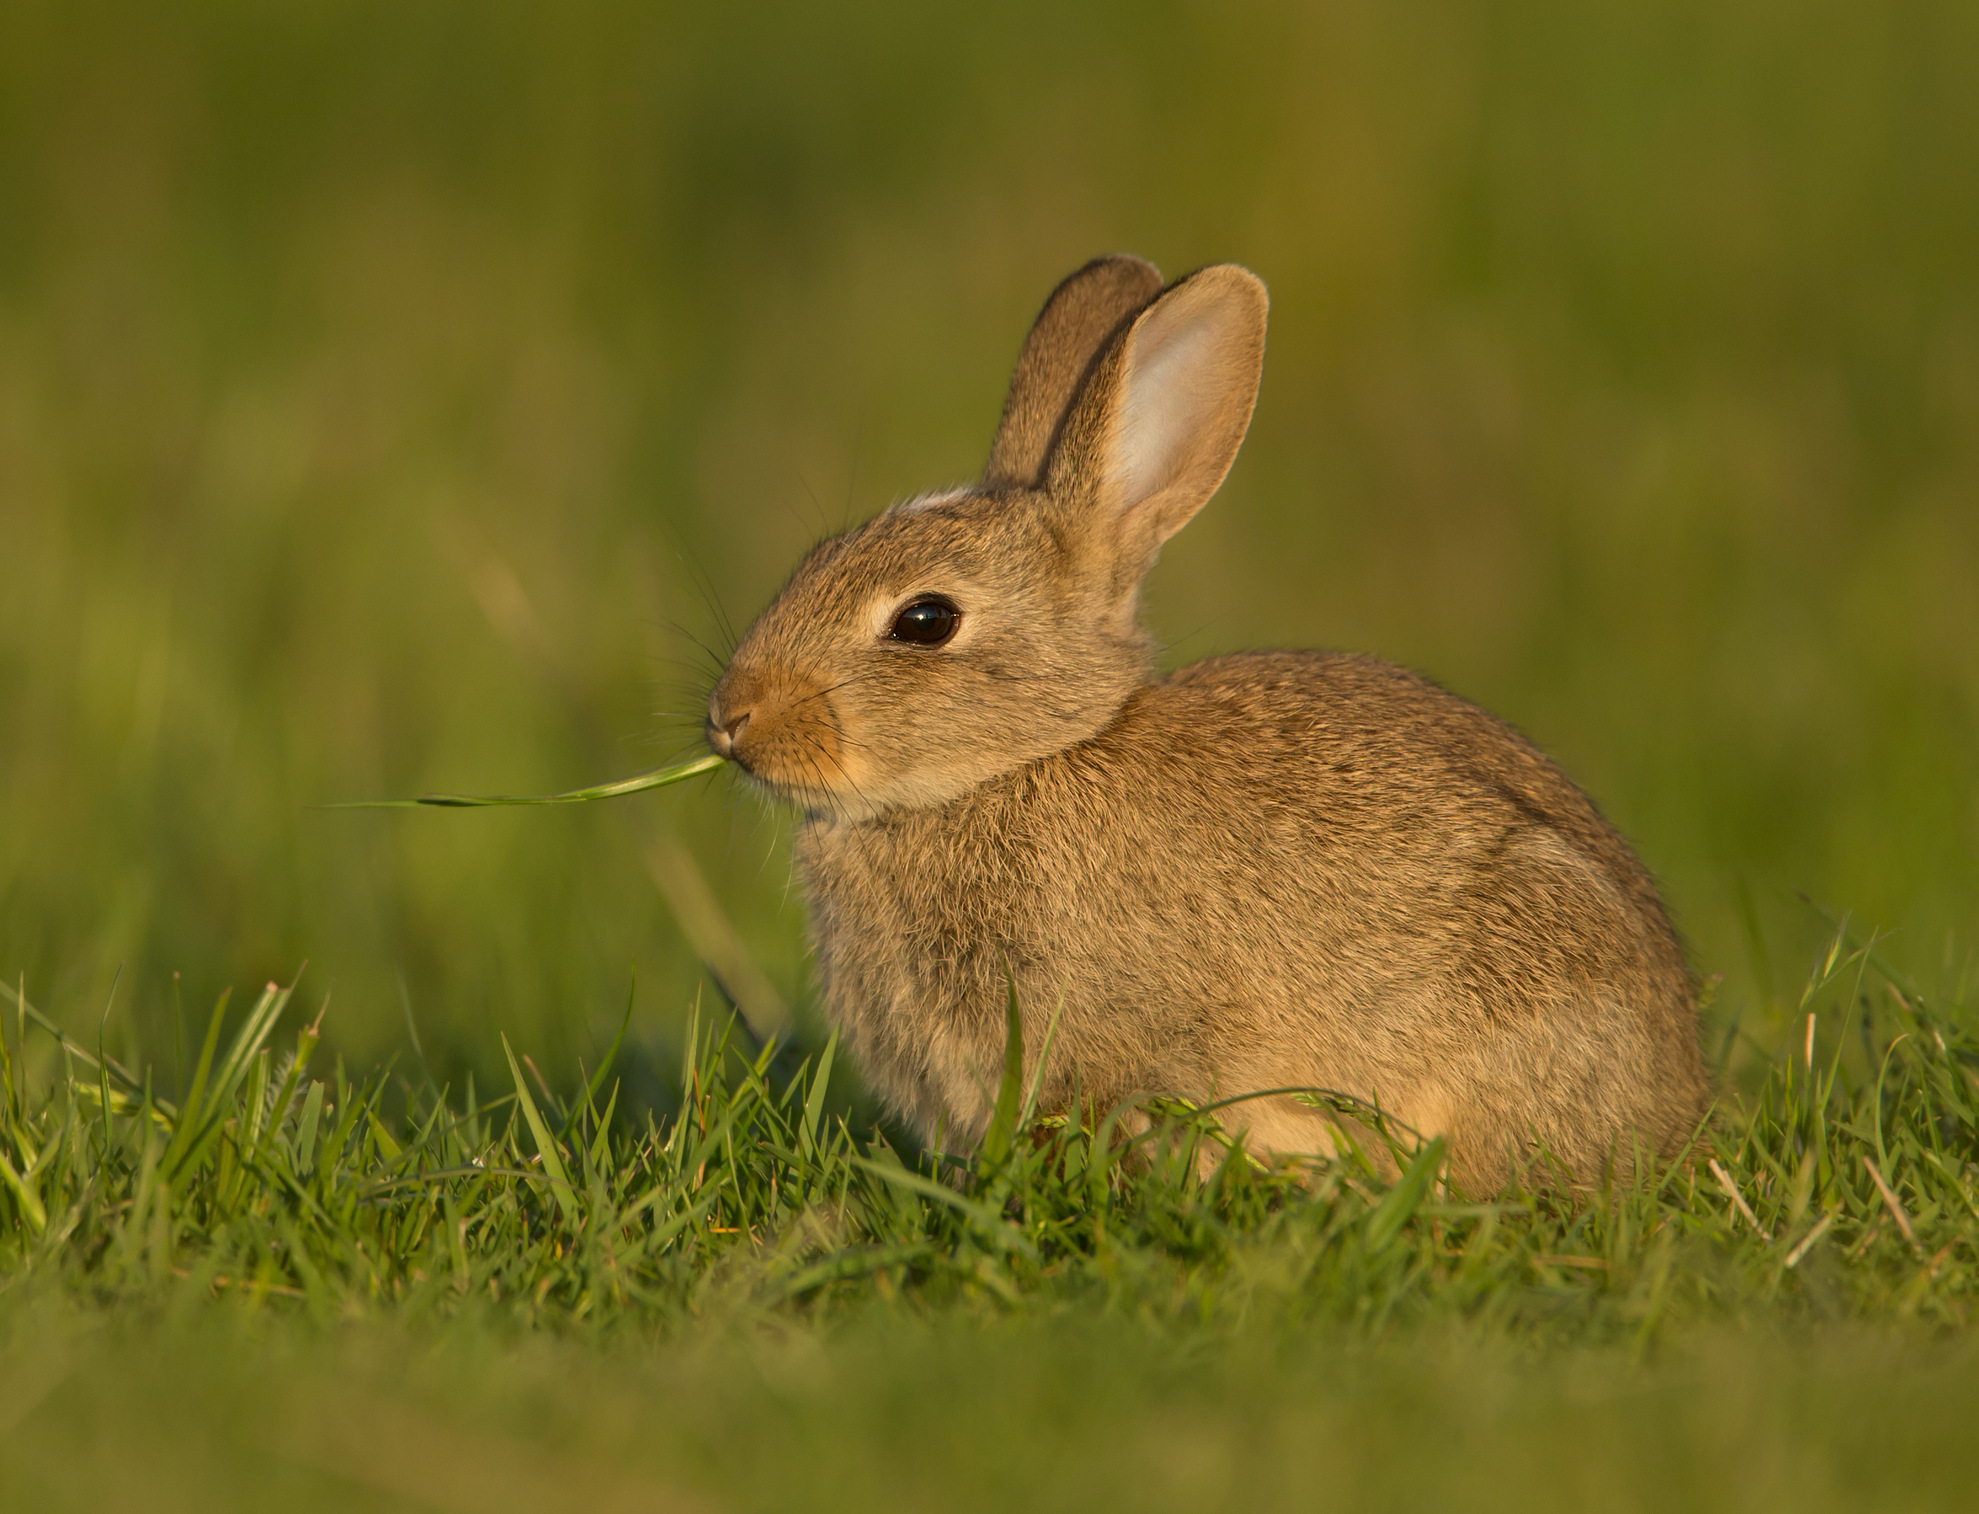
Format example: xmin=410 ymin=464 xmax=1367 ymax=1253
xmin=983 ymin=255 xmax=1165 ymax=489
xmin=1049 ymin=264 xmax=1267 ymax=565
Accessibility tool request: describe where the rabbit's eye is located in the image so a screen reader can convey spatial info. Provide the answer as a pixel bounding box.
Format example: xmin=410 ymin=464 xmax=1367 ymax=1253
xmin=889 ymin=596 xmax=960 ymax=647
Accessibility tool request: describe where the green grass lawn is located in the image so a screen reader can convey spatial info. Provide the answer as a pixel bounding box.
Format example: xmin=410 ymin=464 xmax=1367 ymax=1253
xmin=4 ymin=927 xmax=1978 ymax=1507
xmin=3 ymin=1 xmax=1978 ymax=1505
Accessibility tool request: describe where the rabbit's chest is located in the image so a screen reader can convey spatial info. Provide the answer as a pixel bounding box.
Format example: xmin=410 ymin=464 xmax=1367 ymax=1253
xmin=798 ymin=814 xmax=1047 ymax=986
xmin=794 ymin=810 xmax=1065 ymax=1132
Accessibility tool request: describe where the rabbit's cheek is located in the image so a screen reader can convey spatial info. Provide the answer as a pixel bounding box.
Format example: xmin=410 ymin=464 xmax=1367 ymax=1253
xmin=748 ymin=706 xmax=850 ymax=794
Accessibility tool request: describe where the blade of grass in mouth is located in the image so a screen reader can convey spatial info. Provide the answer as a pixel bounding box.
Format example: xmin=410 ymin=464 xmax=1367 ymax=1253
xmin=331 ymin=751 xmax=726 ymax=808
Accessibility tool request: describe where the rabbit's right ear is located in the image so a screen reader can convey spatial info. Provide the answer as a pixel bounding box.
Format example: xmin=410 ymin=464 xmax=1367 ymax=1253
xmin=1047 ymin=264 xmax=1267 ymax=577
xmin=982 ymin=256 xmax=1165 ymax=489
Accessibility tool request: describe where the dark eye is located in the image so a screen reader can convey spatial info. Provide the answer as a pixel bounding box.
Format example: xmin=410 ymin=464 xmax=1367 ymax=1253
xmin=888 ymin=596 xmax=960 ymax=647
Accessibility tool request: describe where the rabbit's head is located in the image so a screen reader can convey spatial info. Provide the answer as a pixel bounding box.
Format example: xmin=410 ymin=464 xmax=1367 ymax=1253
xmin=708 ymin=257 xmax=1268 ymax=819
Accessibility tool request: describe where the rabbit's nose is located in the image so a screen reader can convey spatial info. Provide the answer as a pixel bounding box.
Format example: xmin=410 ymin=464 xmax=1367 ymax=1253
xmin=707 ymin=710 xmax=752 ymax=760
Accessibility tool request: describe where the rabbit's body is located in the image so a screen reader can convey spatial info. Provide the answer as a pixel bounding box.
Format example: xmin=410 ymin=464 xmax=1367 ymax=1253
xmin=799 ymin=650 xmax=1702 ymax=1188
xmin=710 ymin=256 xmax=1710 ymax=1188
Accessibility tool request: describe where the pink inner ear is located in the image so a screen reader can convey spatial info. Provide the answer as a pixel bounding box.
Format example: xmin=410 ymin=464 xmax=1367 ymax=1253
xmin=1110 ymin=310 xmax=1226 ymax=510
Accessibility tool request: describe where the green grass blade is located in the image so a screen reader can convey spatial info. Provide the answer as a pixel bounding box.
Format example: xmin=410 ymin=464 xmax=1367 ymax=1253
xmin=0 ymin=975 xmax=18 ymax=1127
xmin=161 ymin=989 xmax=230 ymax=1175
xmin=978 ymin=974 xmax=1025 ymax=1170
xmin=1365 ymin=1137 xmax=1447 ymax=1252
xmin=293 ymin=1080 xmax=324 ymax=1177
xmin=502 ymin=1034 xmax=577 ymax=1220
xmin=209 ymin=984 xmax=291 ymax=1106
xmin=1019 ymin=998 xmax=1063 ymax=1127
xmin=0 ymin=1148 xmax=47 ymax=1235
xmin=586 ymin=1081 xmax=619 ymax=1173
xmin=331 ymin=752 xmax=725 ymax=809
xmin=163 ymin=983 xmax=294 ymax=1184
xmin=801 ymin=1031 xmax=838 ymax=1160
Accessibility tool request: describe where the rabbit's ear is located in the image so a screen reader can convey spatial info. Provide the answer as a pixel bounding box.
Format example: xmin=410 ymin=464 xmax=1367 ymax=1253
xmin=1050 ymin=264 xmax=1267 ymax=566
xmin=982 ymin=256 xmax=1165 ymax=489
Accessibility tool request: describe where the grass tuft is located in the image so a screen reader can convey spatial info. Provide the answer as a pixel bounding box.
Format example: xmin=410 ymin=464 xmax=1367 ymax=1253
xmin=1 ymin=926 xmax=1975 ymax=1342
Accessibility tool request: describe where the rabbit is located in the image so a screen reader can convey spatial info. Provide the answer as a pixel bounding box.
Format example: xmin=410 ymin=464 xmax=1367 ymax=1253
xmin=706 ymin=254 xmax=1710 ymax=1191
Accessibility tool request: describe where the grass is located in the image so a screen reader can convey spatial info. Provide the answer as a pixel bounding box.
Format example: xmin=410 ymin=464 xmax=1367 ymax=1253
xmin=2 ymin=922 xmax=1977 ymax=1506
xmin=8 ymin=928 xmax=1976 ymax=1335
xmin=331 ymin=751 xmax=727 ymax=810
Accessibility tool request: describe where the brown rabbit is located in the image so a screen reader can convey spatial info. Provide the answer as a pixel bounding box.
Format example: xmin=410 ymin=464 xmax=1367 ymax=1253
xmin=707 ymin=255 xmax=1710 ymax=1190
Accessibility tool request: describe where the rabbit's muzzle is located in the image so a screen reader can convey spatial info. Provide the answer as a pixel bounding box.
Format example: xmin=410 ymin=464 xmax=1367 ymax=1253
xmin=706 ymin=664 xmax=853 ymax=801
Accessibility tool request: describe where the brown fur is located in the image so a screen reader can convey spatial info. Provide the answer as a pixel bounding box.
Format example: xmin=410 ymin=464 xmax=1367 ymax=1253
xmin=707 ymin=257 xmax=1709 ymax=1191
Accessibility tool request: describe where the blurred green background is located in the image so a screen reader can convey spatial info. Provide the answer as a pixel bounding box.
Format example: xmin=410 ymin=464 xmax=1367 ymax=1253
xmin=2 ymin=0 xmax=1974 ymax=1081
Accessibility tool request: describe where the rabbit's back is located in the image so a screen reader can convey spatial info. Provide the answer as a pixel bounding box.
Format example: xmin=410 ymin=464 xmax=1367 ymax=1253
xmin=798 ymin=650 xmax=1708 ymax=1188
